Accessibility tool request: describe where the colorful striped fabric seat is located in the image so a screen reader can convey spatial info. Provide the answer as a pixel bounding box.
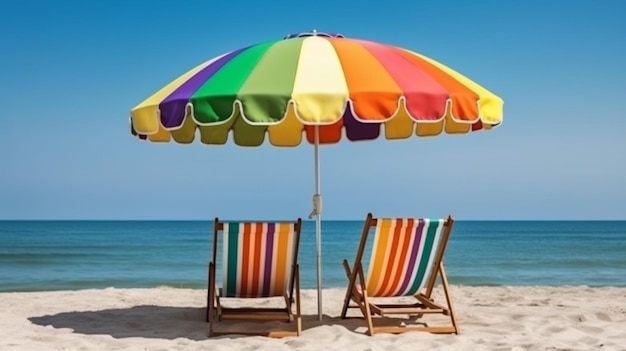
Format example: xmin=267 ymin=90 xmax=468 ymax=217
xmin=364 ymin=218 xmax=446 ymax=298
xmin=222 ymin=222 xmax=298 ymax=298
xmin=207 ymin=218 xmax=302 ymax=338
xmin=341 ymin=213 xmax=459 ymax=336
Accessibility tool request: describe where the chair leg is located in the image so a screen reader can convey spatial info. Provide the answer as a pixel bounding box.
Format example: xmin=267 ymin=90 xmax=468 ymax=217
xmin=342 ymin=215 xmax=372 ymax=319
xmin=283 ymin=293 xmax=294 ymax=322
xmin=295 ymin=264 xmax=302 ymax=336
xmin=361 ymin=290 xmax=376 ymax=336
xmin=215 ymin=289 xmax=222 ymax=321
xmin=206 ymin=262 xmax=211 ymax=322
xmin=208 ymin=262 xmax=215 ymax=336
xmin=439 ymin=263 xmax=459 ymax=334
xmin=354 ymin=263 xmax=376 ymax=335
xmin=341 ymin=259 xmax=355 ymax=318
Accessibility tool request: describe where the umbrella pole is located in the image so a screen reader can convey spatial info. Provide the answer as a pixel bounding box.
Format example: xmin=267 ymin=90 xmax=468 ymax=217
xmin=313 ymin=125 xmax=323 ymax=321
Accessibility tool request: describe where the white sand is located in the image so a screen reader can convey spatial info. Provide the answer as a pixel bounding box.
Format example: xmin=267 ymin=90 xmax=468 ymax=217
xmin=1 ymin=286 xmax=625 ymax=350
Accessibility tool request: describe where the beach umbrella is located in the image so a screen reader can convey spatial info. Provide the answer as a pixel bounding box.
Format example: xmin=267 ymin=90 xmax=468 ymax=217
xmin=129 ymin=31 xmax=504 ymax=320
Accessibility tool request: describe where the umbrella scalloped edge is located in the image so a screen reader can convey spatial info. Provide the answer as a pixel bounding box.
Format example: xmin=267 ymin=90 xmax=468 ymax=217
xmin=130 ymin=100 xmax=501 ymax=147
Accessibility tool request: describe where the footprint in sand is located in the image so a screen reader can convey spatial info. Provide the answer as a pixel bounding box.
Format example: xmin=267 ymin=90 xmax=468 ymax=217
xmin=526 ymin=299 xmax=551 ymax=306
xmin=545 ymin=326 xmax=567 ymax=334
xmin=595 ymin=312 xmax=612 ymax=322
xmin=286 ymin=340 xmax=308 ymax=348
xmin=568 ymin=314 xmax=587 ymax=322
xmin=578 ymin=336 xmax=601 ymax=345
xmin=484 ymin=328 xmax=515 ymax=335
xmin=575 ymin=325 xmax=604 ymax=334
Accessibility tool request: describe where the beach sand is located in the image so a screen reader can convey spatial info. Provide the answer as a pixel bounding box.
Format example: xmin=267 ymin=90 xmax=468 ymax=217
xmin=1 ymin=286 xmax=625 ymax=350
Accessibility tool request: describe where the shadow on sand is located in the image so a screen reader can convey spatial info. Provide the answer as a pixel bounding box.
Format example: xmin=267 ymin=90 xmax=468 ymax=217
xmin=28 ymin=306 xmax=374 ymax=340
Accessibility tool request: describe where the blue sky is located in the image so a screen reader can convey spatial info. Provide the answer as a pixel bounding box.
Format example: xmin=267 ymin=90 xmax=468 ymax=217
xmin=0 ymin=0 xmax=624 ymax=220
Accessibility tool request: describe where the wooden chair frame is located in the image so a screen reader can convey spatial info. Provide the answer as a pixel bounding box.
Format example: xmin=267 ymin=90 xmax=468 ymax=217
xmin=207 ymin=218 xmax=302 ymax=337
xmin=340 ymin=213 xmax=459 ymax=336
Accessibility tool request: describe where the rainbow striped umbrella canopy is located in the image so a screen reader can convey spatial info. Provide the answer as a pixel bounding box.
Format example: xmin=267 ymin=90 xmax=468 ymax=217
xmin=130 ymin=31 xmax=503 ymax=145
xmin=129 ymin=31 xmax=503 ymax=320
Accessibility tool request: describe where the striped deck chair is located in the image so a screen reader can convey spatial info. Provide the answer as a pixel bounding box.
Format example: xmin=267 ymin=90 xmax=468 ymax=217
xmin=340 ymin=213 xmax=458 ymax=335
xmin=207 ymin=218 xmax=302 ymax=337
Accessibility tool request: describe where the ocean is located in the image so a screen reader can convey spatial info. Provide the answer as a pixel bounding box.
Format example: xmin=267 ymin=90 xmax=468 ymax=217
xmin=1 ymin=220 xmax=625 ymax=292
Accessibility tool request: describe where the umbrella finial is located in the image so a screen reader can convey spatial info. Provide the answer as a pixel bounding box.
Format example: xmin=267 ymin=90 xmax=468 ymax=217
xmin=283 ymin=30 xmax=344 ymax=40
